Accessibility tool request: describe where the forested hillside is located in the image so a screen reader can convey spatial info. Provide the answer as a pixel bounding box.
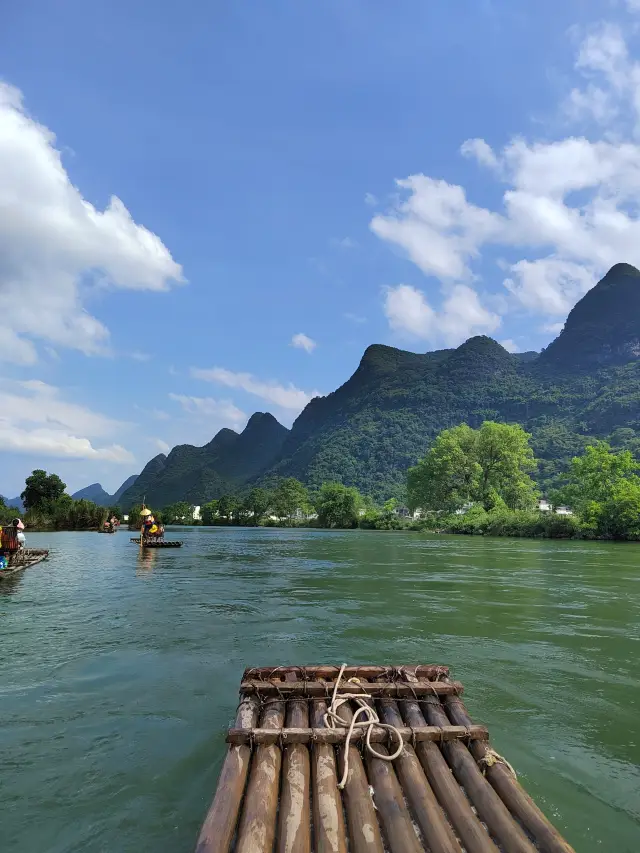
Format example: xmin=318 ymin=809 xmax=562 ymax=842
xmin=123 ymin=263 xmax=640 ymax=505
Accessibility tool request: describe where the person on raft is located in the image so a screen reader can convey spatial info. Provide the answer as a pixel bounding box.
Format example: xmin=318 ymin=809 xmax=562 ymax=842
xmin=142 ymin=513 xmax=164 ymax=542
xmin=14 ymin=518 xmax=25 ymax=548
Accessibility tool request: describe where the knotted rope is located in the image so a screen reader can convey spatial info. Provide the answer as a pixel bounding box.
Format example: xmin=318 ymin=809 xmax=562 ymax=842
xmin=479 ymin=747 xmax=517 ymax=779
xmin=323 ymin=663 xmax=404 ymax=789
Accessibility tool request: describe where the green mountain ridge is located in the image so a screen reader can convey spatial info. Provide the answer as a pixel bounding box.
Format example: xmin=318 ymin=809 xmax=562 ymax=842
xmin=119 ymin=412 xmax=289 ymax=508
xmin=71 ymin=474 xmax=140 ymax=507
xmin=121 ymin=263 xmax=640 ymax=506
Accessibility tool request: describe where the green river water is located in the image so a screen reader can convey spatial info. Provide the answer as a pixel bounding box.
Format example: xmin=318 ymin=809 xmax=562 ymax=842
xmin=1 ymin=527 xmax=639 ymax=852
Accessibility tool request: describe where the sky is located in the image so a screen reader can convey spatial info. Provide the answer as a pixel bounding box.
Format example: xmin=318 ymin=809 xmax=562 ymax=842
xmin=1 ymin=0 xmax=640 ymax=496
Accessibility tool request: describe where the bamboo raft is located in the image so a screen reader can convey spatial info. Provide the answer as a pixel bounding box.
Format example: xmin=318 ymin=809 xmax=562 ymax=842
xmin=196 ymin=664 xmax=575 ymax=853
xmin=0 ymin=549 xmax=49 ymax=580
xmin=129 ymin=538 xmax=183 ymax=548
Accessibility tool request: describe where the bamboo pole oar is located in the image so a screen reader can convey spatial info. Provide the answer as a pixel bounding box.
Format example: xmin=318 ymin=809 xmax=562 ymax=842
xmin=310 ymin=691 xmax=348 ymax=853
xmin=377 ymin=696 xmax=463 ymax=853
xmin=235 ymin=697 xmax=286 ymax=853
xmin=420 ymin=695 xmax=537 ymax=853
xmin=444 ymin=695 xmax=576 ymax=853
xmin=195 ymin=694 xmax=260 ymax=853
xmin=277 ymin=675 xmax=311 ymax=853
xmin=402 ymin=698 xmax=499 ymax=853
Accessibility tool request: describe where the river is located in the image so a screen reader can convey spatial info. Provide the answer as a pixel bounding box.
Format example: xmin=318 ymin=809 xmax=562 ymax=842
xmin=1 ymin=527 xmax=639 ymax=852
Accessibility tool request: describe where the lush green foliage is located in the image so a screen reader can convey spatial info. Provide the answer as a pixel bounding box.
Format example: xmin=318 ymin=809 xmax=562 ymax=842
xmin=0 ymin=497 xmax=21 ymax=526
xmin=162 ymin=501 xmax=194 ymax=524
xmin=408 ymin=422 xmax=538 ymax=513
xmin=21 ymin=469 xmax=66 ymax=511
xmin=272 ymin=478 xmax=311 ymax=524
xmin=435 ymin=505 xmax=581 ymax=539
xmin=315 ymin=482 xmax=361 ymax=529
xmin=242 ymin=488 xmax=272 ymax=525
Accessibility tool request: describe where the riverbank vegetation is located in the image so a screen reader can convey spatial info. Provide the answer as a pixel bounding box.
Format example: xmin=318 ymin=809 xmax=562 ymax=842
xmin=11 ymin=470 xmax=108 ymax=531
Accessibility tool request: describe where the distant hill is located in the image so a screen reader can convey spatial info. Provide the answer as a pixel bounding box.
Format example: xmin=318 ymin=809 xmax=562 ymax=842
xmin=71 ymin=474 xmax=139 ymax=507
xmin=1 ymin=495 xmax=24 ymax=512
xmin=127 ymin=263 xmax=640 ymax=503
xmin=118 ymin=413 xmax=289 ymax=508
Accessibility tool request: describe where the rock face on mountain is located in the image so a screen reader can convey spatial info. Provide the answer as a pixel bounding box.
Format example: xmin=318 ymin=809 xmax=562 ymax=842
xmin=126 ymin=263 xmax=640 ymax=503
xmin=118 ymin=413 xmax=289 ymax=508
xmin=71 ymin=474 xmax=140 ymax=507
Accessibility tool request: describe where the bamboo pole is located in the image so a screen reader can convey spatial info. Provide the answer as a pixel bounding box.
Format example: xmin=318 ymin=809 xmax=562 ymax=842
xmin=277 ymin=678 xmax=311 ymax=853
xmin=334 ymin=701 xmax=385 ymax=853
xmin=364 ymin=741 xmax=424 ymax=853
xmin=444 ymin=695 xmax=576 ymax=853
xmin=377 ymin=697 xmax=463 ymax=853
xmin=195 ymin=695 xmax=260 ymax=853
xmin=244 ymin=665 xmax=449 ymax=681
xmin=420 ymin=695 xmax=537 ymax=853
xmin=235 ymin=698 xmax=286 ymax=853
xmin=401 ymin=698 xmax=499 ymax=853
xmin=226 ymin=724 xmax=488 ymax=746
xmin=310 ymin=694 xmax=348 ymax=853
xmin=240 ymin=680 xmax=463 ymax=698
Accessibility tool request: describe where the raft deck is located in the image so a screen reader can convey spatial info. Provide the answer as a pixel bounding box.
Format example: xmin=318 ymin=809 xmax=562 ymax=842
xmin=0 ymin=549 xmax=49 ymax=580
xmin=196 ymin=664 xmax=575 ymax=853
xmin=129 ymin=538 xmax=183 ymax=548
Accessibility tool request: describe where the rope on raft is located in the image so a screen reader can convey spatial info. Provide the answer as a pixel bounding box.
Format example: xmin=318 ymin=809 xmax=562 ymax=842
xmin=323 ymin=662 xmax=404 ymax=789
xmin=479 ymin=747 xmax=518 ymax=779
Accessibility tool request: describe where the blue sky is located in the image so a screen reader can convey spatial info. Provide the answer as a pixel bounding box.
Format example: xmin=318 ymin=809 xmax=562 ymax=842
xmin=1 ymin=0 xmax=640 ymax=496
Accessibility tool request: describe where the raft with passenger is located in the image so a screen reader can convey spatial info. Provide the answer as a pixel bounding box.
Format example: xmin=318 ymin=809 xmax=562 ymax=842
xmin=131 ymin=506 xmax=183 ymax=548
xmin=195 ymin=663 xmax=575 ymax=853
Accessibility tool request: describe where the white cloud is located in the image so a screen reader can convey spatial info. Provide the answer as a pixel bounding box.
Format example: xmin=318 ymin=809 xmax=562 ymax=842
xmin=384 ymin=283 xmax=500 ymax=345
xmin=344 ymin=312 xmax=367 ymax=324
xmin=168 ymin=393 xmax=246 ymax=426
xmin=0 ymin=83 xmax=183 ymax=362
xmin=541 ymin=321 xmax=565 ymax=335
xmin=372 ymin=22 xmax=640 ymax=329
xmin=191 ymin=367 xmax=321 ymax=412
xmin=0 ymin=380 xmax=134 ymax=462
xmin=331 ymin=237 xmax=357 ymax=249
xmin=627 ymin=0 xmax=640 ymax=12
xmin=499 ymin=339 xmax=519 ymax=353
xmin=291 ymin=332 xmax=317 ymax=353
xmin=154 ymin=439 xmax=171 ymax=454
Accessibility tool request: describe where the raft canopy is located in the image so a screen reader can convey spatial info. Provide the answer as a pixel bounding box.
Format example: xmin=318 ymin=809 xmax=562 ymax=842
xmin=196 ymin=663 xmax=576 ymax=853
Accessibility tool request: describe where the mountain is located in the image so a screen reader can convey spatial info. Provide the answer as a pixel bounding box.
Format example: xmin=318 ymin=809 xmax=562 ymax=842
xmin=72 ymin=483 xmax=112 ymax=504
xmin=1 ymin=495 xmax=24 ymax=512
xmin=118 ymin=413 xmax=289 ymax=507
xmin=71 ymin=474 xmax=139 ymax=507
xmin=127 ymin=263 xmax=640 ymax=503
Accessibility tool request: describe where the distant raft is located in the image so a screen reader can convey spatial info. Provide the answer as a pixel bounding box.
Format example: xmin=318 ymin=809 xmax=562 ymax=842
xmin=0 ymin=549 xmax=49 ymax=580
xmin=195 ymin=663 xmax=576 ymax=853
xmin=130 ymin=538 xmax=183 ymax=548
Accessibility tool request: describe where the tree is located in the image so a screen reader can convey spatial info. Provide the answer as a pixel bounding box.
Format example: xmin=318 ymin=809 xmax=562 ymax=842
xmin=407 ymin=422 xmax=538 ymax=513
xmin=315 ymin=482 xmax=362 ymax=528
xmin=0 ymin=497 xmax=20 ymax=525
xmin=163 ymin=501 xmax=193 ymax=523
xmin=553 ymin=441 xmax=639 ymax=512
xmin=201 ymin=500 xmax=219 ymax=525
xmin=242 ymin=488 xmax=272 ymax=525
xmin=21 ymin=469 xmax=66 ymax=511
xmin=272 ymin=478 xmax=310 ymax=524
xmin=218 ymin=495 xmax=240 ymax=523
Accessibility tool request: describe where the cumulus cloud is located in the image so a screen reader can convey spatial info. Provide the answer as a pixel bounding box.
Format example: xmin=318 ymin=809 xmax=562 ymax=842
xmin=291 ymin=332 xmax=317 ymax=353
xmin=499 ymin=339 xmax=519 ymax=353
xmin=384 ymin=284 xmax=500 ymax=345
xmin=0 ymin=380 xmax=134 ymax=461
xmin=191 ymin=367 xmax=321 ymax=412
xmin=168 ymin=393 xmax=246 ymax=426
xmin=154 ymin=439 xmax=171 ymax=454
xmin=373 ymin=21 xmax=640 ymax=335
xmin=0 ymin=83 xmax=183 ymax=362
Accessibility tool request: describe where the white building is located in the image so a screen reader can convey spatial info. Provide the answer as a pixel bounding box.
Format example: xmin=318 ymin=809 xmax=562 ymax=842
xmin=192 ymin=505 xmax=201 ymax=521
xmin=538 ymin=499 xmax=551 ymax=512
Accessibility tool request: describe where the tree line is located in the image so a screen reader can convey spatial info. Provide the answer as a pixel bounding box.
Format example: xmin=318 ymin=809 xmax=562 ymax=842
xmin=2 ymin=469 xmax=114 ymax=531
xmin=407 ymin=420 xmax=640 ymax=540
